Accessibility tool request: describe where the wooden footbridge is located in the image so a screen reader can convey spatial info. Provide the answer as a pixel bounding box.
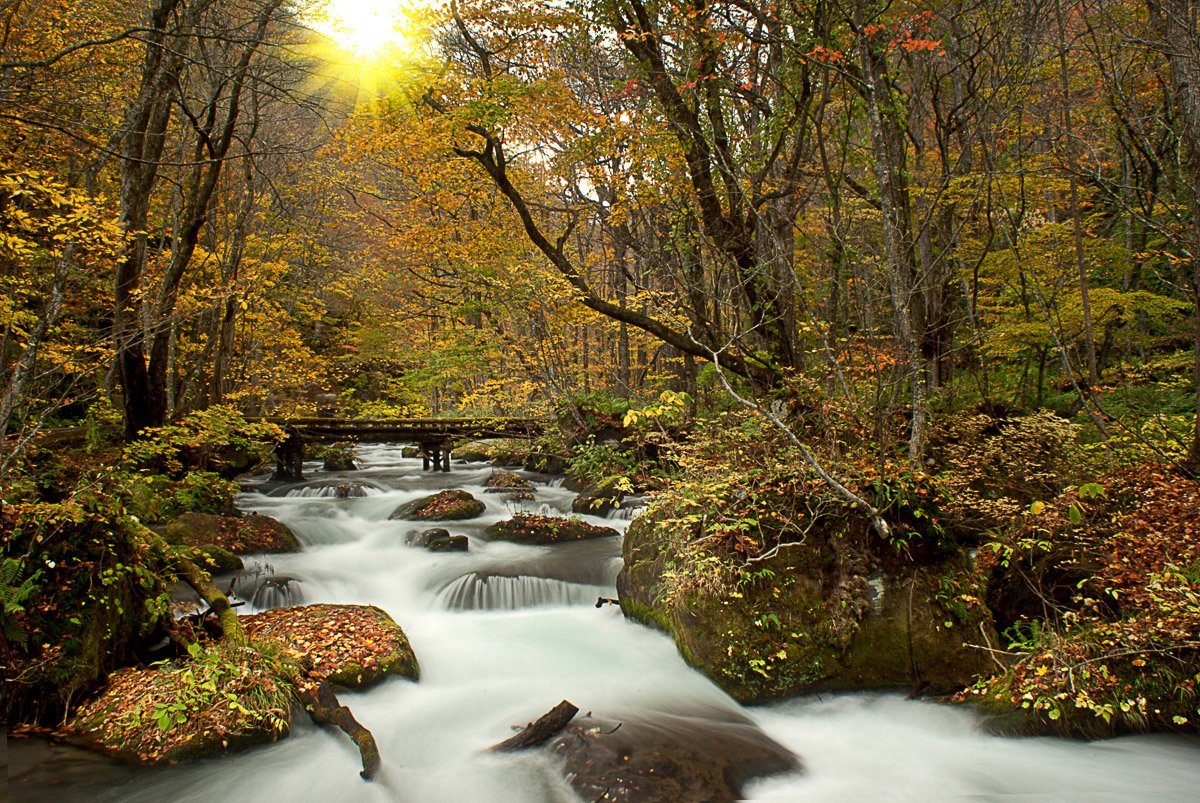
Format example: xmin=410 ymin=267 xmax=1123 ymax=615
xmin=264 ymin=417 xmax=544 ymax=479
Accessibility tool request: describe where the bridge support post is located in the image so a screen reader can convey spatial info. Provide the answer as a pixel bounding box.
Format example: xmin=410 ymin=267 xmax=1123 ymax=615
xmin=419 ymin=441 xmax=452 ymax=472
xmin=273 ymin=435 xmax=305 ymax=482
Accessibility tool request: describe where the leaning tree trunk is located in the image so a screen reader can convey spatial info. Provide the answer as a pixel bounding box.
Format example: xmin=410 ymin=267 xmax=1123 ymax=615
xmin=1146 ymin=0 xmax=1200 ymax=468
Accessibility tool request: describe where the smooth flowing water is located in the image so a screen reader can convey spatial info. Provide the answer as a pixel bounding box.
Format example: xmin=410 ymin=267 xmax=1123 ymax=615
xmin=11 ymin=444 xmax=1200 ymax=801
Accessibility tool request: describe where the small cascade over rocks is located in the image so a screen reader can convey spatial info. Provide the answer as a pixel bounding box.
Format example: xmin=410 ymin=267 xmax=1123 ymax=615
xmin=277 ymin=480 xmax=386 ymax=498
xmin=244 ymin=573 xmax=304 ymax=611
xmin=436 ymin=572 xmax=605 ymax=610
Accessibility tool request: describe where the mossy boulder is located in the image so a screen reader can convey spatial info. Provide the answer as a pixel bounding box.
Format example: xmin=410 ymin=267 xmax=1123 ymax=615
xmin=451 ymin=442 xmax=492 ymax=462
xmin=570 ymin=476 xmax=628 ymax=516
xmin=548 ymin=711 xmax=799 ymax=803
xmin=242 ymin=604 xmax=419 ymax=688
xmin=316 ymin=442 xmax=357 ymax=472
xmin=184 ymin=544 xmax=244 ymax=574
xmin=163 ymin=512 xmax=300 ymax=554
xmin=618 ymin=506 xmax=996 ymax=704
xmin=483 ymin=470 xmax=534 ymax=493
xmin=66 ymin=643 xmax=292 ymax=765
xmin=401 ymin=446 xmax=421 ymax=459
xmin=486 ymin=514 xmax=618 ymax=545
xmin=389 ymin=490 xmax=485 ymax=521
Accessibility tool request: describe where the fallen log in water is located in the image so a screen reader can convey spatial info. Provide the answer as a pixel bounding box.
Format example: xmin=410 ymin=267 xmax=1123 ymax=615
xmin=300 ymin=681 xmax=382 ymax=780
xmin=490 ymin=700 xmax=579 ymax=752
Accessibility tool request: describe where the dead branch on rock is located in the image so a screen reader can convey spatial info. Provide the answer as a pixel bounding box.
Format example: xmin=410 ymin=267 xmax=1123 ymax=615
xmin=490 ymin=700 xmax=579 ymax=752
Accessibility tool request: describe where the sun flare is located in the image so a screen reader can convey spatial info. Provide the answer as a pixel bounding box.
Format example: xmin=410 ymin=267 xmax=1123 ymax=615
xmin=314 ymin=0 xmax=418 ymax=57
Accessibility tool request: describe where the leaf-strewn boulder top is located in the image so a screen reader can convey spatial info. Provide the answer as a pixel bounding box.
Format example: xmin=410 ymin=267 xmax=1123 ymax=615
xmin=487 ymin=514 xmax=618 ymax=545
xmin=67 ymin=644 xmax=292 ymax=766
xmin=242 ymin=604 xmax=419 ymax=688
xmin=164 ymin=512 xmax=300 ymax=554
xmin=390 ymin=490 xmax=485 ymax=521
xmin=483 ymin=470 xmax=534 ymax=493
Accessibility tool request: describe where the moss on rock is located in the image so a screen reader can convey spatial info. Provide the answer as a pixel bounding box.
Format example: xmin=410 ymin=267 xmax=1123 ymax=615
xmin=163 ymin=512 xmax=301 ymax=554
xmin=389 ymin=490 xmax=485 ymax=521
xmin=483 ymin=470 xmax=534 ymax=493
xmin=486 ymin=514 xmax=618 ymax=545
xmin=618 ymin=504 xmax=996 ymax=704
xmin=570 ymin=476 xmax=628 ymax=516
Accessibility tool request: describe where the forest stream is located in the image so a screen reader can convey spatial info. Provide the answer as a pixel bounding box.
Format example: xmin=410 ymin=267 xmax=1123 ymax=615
xmin=9 ymin=444 xmax=1200 ymax=801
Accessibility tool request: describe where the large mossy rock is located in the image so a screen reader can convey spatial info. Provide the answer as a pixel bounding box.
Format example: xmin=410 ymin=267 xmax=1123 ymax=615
xmin=389 ymin=490 xmax=485 ymax=521
xmin=317 ymin=442 xmax=357 ymax=472
xmin=66 ymin=644 xmax=292 ymax=765
xmin=242 ymin=604 xmax=419 ymax=688
xmin=548 ymin=710 xmax=799 ymax=803
xmin=487 ymin=513 xmax=618 ymax=545
xmin=618 ymin=507 xmax=996 ymax=704
xmin=163 ymin=512 xmax=300 ymax=554
xmin=570 ymin=476 xmax=628 ymax=516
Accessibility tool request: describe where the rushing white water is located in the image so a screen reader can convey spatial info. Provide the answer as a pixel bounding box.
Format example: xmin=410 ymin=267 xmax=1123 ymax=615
xmin=14 ymin=444 xmax=1200 ymax=802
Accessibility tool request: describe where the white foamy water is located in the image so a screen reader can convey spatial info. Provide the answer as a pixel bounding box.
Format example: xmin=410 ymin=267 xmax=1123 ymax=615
xmin=18 ymin=444 xmax=1200 ymax=802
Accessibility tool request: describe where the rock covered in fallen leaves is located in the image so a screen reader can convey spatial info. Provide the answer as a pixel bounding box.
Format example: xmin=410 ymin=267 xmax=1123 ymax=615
xmin=65 ymin=643 xmax=293 ymax=766
xmin=547 ymin=710 xmax=800 ymax=802
xmin=390 ymin=490 xmax=486 ymax=521
xmin=483 ymin=471 xmax=534 ymax=493
xmin=163 ymin=512 xmax=300 ymax=554
xmin=487 ymin=513 xmax=618 ymax=545
xmin=242 ymin=604 xmax=419 ymax=688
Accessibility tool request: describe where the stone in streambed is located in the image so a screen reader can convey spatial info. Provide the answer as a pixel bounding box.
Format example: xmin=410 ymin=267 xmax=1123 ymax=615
xmin=483 ymin=470 xmax=534 ymax=493
xmin=390 ymin=490 xmax=485 ymax=521
xmin=65 ymin=644 xmax=293 ymax=765
xmin=242 ymin=603 xmax=419 ymax=688
xmin=547 ymin=710 xmax=800 ymax=803
xmin=163 ymin=512 xmax=300 ymax=554
xmin=427 ymin=534 xmax=469 ymax=552
xmin=314 ymin=441 xmax=357 ymax=472
xmin=486 ymin=513 xmax=618 ymax=545
xmin=618 ymin=505 xmax=996 ymax=704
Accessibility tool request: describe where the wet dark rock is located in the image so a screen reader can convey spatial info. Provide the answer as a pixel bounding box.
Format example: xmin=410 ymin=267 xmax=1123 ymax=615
xmin=487 ymin=514 xmax=618 ymax=545
xmin=410 ymin=527 xmax=451 ymax=547
xmin=426 ymin=534 xmax=469 ymax=552
xmin=548 ymin=710 xmax=800 ymax=802
xmin=503 ymin=490 xmax=536 ymax=503
xmin=401 ymin=446 xmax=421 ymax=459
xmin=389 ymin=490 xmax=486 ymax=521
